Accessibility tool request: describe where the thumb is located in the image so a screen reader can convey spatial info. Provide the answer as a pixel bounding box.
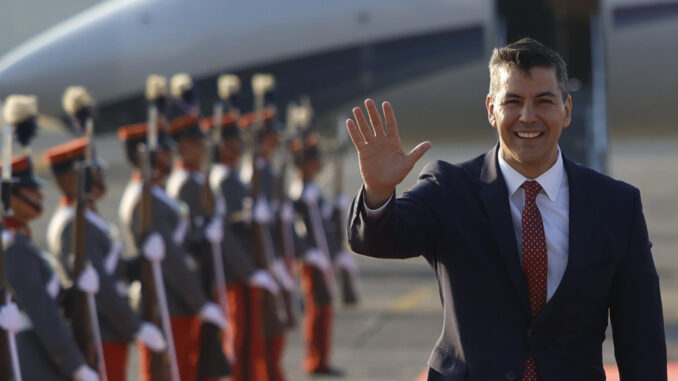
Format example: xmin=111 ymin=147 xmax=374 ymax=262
xmin=406 ymin=141 xmax=432 ymax=167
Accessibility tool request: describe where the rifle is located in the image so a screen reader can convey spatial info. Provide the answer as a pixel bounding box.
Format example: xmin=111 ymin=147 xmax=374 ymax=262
xmin=248 ymin=74 xmax=288 ymax=337
xmin=70 ymin=117 xmax=108 ymax=379
xmin=194 ymin=81 xmax=235 ymax=379
xmin=0 ymin=116 xmax=21 ymax=381
xmin=204 ymin=74 xmax=241 ymax=326
xmin=269 ymin=101 xmax=311 ymax=328
xmin=332 ymin=115 xmax=359 ymax=305
xmin=138 ymin=105 xmax=180 ymax=381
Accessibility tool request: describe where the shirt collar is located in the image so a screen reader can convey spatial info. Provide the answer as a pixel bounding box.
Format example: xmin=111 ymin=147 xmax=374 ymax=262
xmin=497 ymin=146 xmax=565 ymax=202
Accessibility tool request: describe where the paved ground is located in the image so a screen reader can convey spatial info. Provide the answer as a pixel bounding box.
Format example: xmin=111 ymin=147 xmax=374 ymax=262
xmin=25 ymin=127 xmax=678 ymax=380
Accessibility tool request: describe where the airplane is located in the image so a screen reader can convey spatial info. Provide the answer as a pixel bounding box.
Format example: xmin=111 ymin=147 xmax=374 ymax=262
xmin=0 ymin=0 xmax=676 ymax=139
xmin=0 ymin=0 xmax=494 ymax=132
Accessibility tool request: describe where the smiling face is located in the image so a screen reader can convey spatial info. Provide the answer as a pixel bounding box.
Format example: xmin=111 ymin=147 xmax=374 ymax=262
xmin=486 ymin=66 xmax=572 ymax=178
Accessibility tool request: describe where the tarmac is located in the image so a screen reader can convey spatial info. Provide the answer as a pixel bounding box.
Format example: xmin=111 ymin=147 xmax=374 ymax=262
xmin=25 ymin=125 xmax=678 ymax=380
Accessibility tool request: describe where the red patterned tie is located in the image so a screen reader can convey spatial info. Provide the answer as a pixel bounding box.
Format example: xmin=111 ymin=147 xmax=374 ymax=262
xmin=521 ymin=181 xmax=547 ymax=381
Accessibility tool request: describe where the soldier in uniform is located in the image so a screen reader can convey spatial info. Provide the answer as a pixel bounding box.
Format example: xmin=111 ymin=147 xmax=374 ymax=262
xmin=290 ymin=131 xmax=342 ymax=376
xmin=0 ymin=95 xmax=99 ymax=381
xmin=202 ymin=112 xmax=280 ymax=381
xmin=165 ymin=97 xmax=234 ymax=380
xmin=44 ymin=136 xmax=167 ymax=381
xmin=117 ymin=122 xmax=227 ymax=381
xmin=249 ymin=109 xmax=297 ymax=381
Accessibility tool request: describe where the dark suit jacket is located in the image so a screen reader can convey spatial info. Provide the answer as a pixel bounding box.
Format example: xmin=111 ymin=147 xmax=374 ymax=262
xmin=348 ymin=145 xmax=666 ymax=381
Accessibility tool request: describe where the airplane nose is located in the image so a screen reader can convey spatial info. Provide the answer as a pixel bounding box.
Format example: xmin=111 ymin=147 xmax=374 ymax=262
xmin=0 ymin=0 xmax=142 ymax=116
xmin=0 ymin=29 xmax=111 ymax=116
xmin=0 ymin=45 xmax=61 ymax=115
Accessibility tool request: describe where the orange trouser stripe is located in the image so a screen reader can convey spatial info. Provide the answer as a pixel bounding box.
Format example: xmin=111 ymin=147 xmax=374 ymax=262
xmin=300 ymin=264 xmax=333 ymax=372
xmin=139 ymin=315 xmax=201 ymax=381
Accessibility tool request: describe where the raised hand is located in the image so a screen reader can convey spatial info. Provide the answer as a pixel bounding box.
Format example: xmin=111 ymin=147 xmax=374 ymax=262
xmin=346 ymin=99 xmax=431 ymax=208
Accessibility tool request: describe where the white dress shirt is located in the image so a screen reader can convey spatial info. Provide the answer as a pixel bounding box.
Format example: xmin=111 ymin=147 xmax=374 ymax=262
xmin=365 ymin=147 xmax=570 ymax=301
xmin=498 ymin=147 xmax=569 ymax=301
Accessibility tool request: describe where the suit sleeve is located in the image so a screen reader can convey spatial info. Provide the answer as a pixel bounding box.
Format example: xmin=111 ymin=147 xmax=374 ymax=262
xmin=5 ymin=244 xmax=86 ymax=376
xmin=610 ymin=189 xmax=667 ymax=380
xmin=347 ymin=161 xmax=443 ymax=260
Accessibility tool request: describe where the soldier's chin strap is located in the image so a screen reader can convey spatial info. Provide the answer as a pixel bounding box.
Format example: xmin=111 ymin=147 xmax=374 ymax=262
xmin=11 ymin=189 xmax=42 ymax=214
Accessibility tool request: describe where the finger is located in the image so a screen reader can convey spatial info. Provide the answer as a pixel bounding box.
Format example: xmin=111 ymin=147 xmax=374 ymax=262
xmin=382 ymin=101 xmax=400 ymax=139
xmin=346 ymin=119 xmax=366 ymax=150
xmin=407 ymin=141 xmax=432 ymax=167
xmin=365 ymin=99 xmax=386 ymax=137
xmin=352 ymin=106 xmax=375 ymax=143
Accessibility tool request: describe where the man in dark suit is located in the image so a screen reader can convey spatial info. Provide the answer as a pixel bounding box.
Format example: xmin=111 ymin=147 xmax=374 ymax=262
xmin=345 ymin=38 xmax=666 ymax=380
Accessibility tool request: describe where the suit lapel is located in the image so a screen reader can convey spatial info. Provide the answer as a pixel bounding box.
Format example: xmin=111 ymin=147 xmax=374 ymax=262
xmin=478 ymin=145 xmax=531 ymax=315
xmin=535 ymin=155 xmax=594 ymax=322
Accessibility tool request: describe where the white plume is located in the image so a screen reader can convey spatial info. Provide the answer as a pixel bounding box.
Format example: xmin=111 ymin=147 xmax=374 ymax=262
xmin=145 ymin=74 xmax=168 ymax=101
xmin=251 ymin=74 xmax=275 ymax=95
xmin=62 ymin=86 xmax=95 ymax=115
xmin=3 ymin=95 xmax=38 ymax=125
xmin=218 ymin=74 xmax=240 ymax=100
xmin=170 ymin=73 xmax=193 ymax=100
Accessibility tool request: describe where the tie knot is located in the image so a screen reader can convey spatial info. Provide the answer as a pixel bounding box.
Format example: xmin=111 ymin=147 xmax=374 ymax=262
xmin=521 ymin=181 xmax=542 ymax=201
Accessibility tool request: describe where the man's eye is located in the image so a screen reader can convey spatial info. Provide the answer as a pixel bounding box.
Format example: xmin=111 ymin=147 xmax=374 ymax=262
xmin=502 ymin=100 xmax=519 ymax=105
xmin=538 ymin=99 xmax=554 ymax=104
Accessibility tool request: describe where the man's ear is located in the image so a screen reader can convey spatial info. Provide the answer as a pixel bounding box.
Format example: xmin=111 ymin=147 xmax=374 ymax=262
xmin=485 ymin=94 xmax=497 ymax=127
xmin=563 ymin=95 xmax=573 ymax=128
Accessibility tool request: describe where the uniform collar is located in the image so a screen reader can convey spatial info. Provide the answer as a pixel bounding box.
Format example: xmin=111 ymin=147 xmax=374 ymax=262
xmin=497 ymin=146 xmax=565 ymax=202
xmin=177 ymin=160 xmax=201 ymax=172
xmin=2 ymin=217 xmax=30 ymax=238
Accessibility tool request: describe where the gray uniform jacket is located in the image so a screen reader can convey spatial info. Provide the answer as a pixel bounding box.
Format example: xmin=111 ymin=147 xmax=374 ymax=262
xmin=3 ymin=229 xmax=86 ymax=380
xmin=166 ymin=168 xmax=212 ymax=249
xmin=119 ymin=179 xmax=207 ymax=316
xmin=167 ymin=168 xmax=213 ymax=295
xmin=208 ymin=164 xmax=257 ymax=284
xmin=46 ymin=205 xmax=141 ymax=342
xmin=257 ymin=160 xmax=285 ymax=264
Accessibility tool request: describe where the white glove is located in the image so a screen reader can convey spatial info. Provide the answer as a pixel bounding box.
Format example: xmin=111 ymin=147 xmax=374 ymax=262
xmin=304 ymin=248 xmax=331 ymax=271
xmin=335 ymin=250 xmax=358 ymax=273
xmin=77 ymin=264 xmax=100 ymax=294
xmin=0 ymin=302 xmax=31 ymax=333
xmin=248 ymin=270 xmax=280 ymax=294
xmin=142 ymin=232 xmax=165 ymax=262
xmin=135 ymin=321 xmax=167 ymax=352
xmin=72 ymin=364 xmax=99 ymax=381
xmin=199 ymin=302 xmax=227 ymax=330
xmin=205 ymin=217 xmax=223 ymax=244
xmin=272 ymin=259 xmax=296 ymax=291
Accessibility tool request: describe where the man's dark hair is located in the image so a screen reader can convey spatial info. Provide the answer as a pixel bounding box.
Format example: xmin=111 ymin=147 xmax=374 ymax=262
xmin=488 ymin=38 xmax=569 ymax=101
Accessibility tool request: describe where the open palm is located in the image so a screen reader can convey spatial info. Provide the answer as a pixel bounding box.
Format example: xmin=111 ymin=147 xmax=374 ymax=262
xmin=346 ymin=99 xmax=431 ymax=208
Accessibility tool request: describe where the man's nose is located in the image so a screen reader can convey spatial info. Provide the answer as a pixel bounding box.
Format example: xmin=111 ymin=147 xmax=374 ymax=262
xmin=519 ymin=102 xmax=538 ymax=124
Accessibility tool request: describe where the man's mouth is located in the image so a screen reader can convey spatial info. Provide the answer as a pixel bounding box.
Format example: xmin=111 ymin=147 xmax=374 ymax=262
xmin=515 ymin=131 xmax=543 ymax=139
